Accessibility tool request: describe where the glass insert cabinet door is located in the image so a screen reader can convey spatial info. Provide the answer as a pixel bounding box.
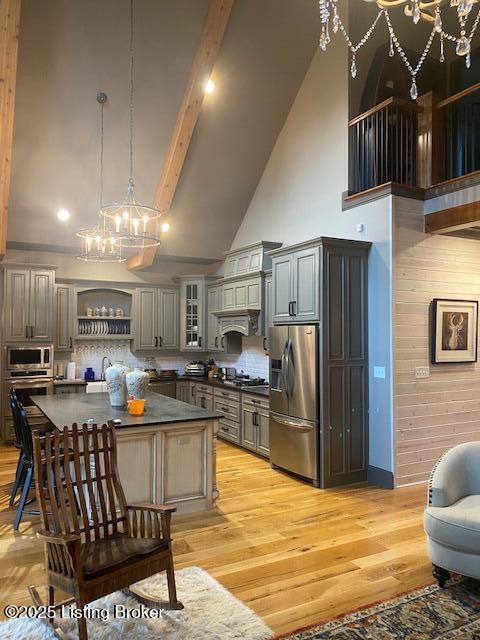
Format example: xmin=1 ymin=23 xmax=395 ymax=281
xmin=186 ymin=283 xmax=201 ymax=348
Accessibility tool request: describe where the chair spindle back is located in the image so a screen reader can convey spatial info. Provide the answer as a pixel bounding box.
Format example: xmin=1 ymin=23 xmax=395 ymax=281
xmin=33 ymin=423 xmax=129 ymax=542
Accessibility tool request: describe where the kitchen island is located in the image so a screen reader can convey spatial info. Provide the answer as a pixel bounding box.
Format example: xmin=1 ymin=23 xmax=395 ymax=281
xmin=33 ymin=392 xmax=222 ymax=514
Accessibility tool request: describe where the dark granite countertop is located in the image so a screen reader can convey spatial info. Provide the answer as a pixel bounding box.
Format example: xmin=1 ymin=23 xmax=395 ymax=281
xmin=178 ymin=376 xmax=270 ymax=398
xmin=53 ymin=379 xmax=88 ymax=386
xmin=33 ymin=391 xmax=223 ymax=429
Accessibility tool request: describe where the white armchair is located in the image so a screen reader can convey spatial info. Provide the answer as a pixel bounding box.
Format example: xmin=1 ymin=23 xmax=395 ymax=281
xmin=424 ymin=442 xmax=480 ymax=587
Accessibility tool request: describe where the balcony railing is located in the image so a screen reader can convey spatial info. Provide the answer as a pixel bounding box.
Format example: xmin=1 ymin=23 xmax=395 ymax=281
xmin=437 ymin=82 xmax=480 ymax=183
xmin=348 ymin=98 xmax=421 ymax=195
xmin=347 ymin=84 xmax=480 ymax=198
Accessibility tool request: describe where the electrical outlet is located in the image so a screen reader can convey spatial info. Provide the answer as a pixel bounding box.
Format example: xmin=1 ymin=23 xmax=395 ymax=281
xmin=415 ymin=366 xmax=430 ymax=379
xmin=373 ymin=366 xmax=385 ymax=379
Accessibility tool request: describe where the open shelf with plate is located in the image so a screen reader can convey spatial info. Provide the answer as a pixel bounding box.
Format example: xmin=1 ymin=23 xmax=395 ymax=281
xmin=75 ymin=287 xmax=133 ymax=340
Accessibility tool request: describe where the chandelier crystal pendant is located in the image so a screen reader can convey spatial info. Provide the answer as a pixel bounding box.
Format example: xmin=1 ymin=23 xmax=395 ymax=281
xmin=77 ymin=93 xmax=124 ymax=263
xmin=318 ymin=0 xmax=480 ymax=100
xmin=100 ymin=0 xmax=162 ymax=249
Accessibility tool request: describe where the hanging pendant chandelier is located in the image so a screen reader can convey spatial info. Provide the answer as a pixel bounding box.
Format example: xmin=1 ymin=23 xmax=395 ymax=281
xmin=100 ymin=0 xmax=162 ymax=249
xmin=319 ymin=0 xmax=480 ymax=101
xmin=77 ymin=93 xmax=124 ymax=263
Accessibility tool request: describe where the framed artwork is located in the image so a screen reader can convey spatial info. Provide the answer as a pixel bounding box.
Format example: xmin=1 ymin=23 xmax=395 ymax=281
xmin=432 ymin=299 xmax=478 ymax=364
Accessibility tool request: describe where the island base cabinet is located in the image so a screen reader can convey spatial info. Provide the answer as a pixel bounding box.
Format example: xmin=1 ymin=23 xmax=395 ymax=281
xmin=115 ymin=420 xmax=217 ymax=514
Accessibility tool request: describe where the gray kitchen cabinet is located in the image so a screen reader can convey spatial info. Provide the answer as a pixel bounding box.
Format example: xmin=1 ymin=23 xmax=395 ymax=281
xmin=257 ymin=409 xmax=270 ymax=457
xmin=271 ymin=245 xmax=319 ymax=324
xmin=188 ymin=381 xmax=197 ymax=404
xmin=176 ymin=276 xmax=219 ymax=352
xmin=176 ymin=380 xmax=189 ymax=403
xmin=134 ymin=287 xmax=179 ymax=351
xmin=55 ymin=284 xmax=75 ymax=351
xmin=3 ymin=267 xmax=54 ymax=342
xmin=241 ymin=406 xmax=257 ymax=452
xmin=264 ymin=274 xmax=272 ymax=354
xmin=135 ymin=288 xmax=157 ymax=350
xmin=157 ymin=288 xmax=179 ymax=349
xmin=207 ymin=284 xmax=223 ymax=351
xmin=241 ymin=394 xmax=270 ymax=457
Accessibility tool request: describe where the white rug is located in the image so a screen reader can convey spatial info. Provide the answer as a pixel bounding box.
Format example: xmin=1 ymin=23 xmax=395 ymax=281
xmin=0 ymin=567 xmax=272 ymax=640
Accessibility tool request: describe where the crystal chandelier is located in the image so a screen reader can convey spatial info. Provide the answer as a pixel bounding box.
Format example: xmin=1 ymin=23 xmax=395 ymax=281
xmin=77 ymin=93 xmax=124 ymax=263
xmin=100 ymin=0 xmax=162 ymax=249
xmin=319 ymin=0 xmax=480 ymax=100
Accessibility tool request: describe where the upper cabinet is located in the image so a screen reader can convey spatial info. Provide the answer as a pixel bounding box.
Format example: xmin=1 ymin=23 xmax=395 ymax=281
xmin=3 ymin=267 xmax=55 ymax=342
xmin=55 ymin=284 xmax=75 ymax=351
xmin=223 ymin=241 xmax=282 ymax=278
xmin=264 ymin=272 xmax=272 ymax=354
xmin=271 ymin=244 xmax=320 ymax=324
xmin=176 ymin=276 xmax=218 ymax=352
xmin=133 ymin=287 xmax=179 ymax=351
xmin=207 ymin=284 xmax=222 ymax=351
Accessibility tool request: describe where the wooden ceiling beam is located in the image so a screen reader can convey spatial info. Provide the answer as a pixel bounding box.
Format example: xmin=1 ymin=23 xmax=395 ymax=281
xmin=127 ymin=0 xmax=234 ymax=271
xmin=0 ymin=0 xmax=21 ymax=260
xmin=425 ymin=201 xmax=480 ymax=234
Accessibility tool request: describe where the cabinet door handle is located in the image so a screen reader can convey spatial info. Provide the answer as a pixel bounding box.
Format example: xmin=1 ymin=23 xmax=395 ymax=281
xmin=191 ymin=386 xmax=195 ymax=398
xmin=155 ymin=336 xmax=158 ymax=348
xmin=293 ymin=301 xmax=297 ymax=316
xmin=199 ymin=336 xmax=202 ymax=348
xmin=69 ymin=337 xmax=73 ymax=349
xmin=215 ymin=337 xmax=218 ymax=348
xmin=221 ymin=336 xmax=225 ymax=349
xmin=29 ymin=325 xmax=34 ymax=339
xmin=288 ymin=302 xmax=293 ymax=317
xmin=25 ymin=325 xmax=28 ymax=338
xmin=159 ymin=336 xmax=163 ymax=347
xmin=263 ymin=337 xmax=268 ymax=351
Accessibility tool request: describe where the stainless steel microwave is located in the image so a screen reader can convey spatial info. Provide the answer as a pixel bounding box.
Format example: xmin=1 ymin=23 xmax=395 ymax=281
xmin=5 ymin=345 xmax=53 ymax=372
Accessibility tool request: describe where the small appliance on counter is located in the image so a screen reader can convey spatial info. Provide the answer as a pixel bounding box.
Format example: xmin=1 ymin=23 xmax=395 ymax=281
xmin=184 ymin=361 xmax=206 ymax=377
xmin=216 ymin=367 xmax=236 ymax=382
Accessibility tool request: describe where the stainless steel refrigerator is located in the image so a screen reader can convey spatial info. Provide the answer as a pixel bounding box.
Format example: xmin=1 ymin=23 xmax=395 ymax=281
xmin=269 ymin=324 xmax=319 ymax=486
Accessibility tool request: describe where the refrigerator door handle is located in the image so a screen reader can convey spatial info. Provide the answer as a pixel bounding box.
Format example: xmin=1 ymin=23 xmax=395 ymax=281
xmin=287 ymin=338 xmax=294 ymax=397
xmin=281 ymin=341 xmax=289 ymax=398
xmin=270 ymin=412 xmax=315 ymax=433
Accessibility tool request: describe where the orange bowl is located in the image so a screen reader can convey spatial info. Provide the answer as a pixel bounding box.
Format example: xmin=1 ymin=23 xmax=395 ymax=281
xmin=128 ymin=399 xmax=145 ymax=416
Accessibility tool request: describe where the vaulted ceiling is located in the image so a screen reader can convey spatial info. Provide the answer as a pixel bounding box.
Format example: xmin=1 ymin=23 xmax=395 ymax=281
xmin=8 ymin=0 xmax=319 ymax=263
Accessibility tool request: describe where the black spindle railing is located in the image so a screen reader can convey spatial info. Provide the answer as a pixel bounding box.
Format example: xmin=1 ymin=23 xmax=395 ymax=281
xmin=437 ymin=82 xmax=480 ymax=182
xmin=348 ymin=97 xmax=421 ymax=195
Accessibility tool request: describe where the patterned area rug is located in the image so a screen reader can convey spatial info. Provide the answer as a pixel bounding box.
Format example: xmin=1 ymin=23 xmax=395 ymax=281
xmin=0 ymin=567 xmax=272 ymax=640
xmin=278 ymin=578 xmax=480 ymax=639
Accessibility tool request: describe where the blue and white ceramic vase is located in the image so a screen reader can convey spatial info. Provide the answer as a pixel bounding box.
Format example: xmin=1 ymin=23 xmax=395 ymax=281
xmin=105 ymin=363 xmax=129 ymax=407
xmin=126 ymin=367 xmax=149 ymax=400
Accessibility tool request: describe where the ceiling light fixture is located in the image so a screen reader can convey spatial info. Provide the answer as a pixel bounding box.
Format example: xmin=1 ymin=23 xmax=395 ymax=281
xmin=319 ymin=0 xmax=480 ymax=100
xmin=57 ymin=208 xmax=70 ymax=222
xmin=100 ymin=0 xmax=163 ymax=249
xmin=204 ymin=78 xmax=216 ymax=94
xmin=77 ymin=93 xmax=124 ymax=263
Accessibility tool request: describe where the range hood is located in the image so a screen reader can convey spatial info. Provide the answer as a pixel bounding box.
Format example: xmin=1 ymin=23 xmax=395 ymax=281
xmin=213 ymin=309 xmax=261 ymax=337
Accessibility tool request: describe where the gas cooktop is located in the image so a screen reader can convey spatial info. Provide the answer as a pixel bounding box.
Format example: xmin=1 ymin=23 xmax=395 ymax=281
xmin=221 ymin=377 xmax=268 ymax=389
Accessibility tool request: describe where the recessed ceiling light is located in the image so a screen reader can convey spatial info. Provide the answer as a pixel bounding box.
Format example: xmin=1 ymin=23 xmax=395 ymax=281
xmin=161 ymin=221 xmax=170 ymax=233
xmin=57 ymin=208 xmax=70 ymax=221
xmin=204 ymin=79 xmax=215 ymax=94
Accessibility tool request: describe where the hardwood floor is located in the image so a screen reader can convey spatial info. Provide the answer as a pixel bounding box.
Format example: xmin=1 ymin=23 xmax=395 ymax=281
xmin=0 ymin=440 xmax=432 ymax=635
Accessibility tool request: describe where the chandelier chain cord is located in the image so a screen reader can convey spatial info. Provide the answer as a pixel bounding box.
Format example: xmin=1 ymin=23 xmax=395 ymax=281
xmin=129 ymin=0 xmax=134 ymax=185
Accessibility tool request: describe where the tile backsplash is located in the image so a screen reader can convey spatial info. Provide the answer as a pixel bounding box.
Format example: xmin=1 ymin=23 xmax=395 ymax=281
xmin=56 ymin=336 xmax=269 ymax=381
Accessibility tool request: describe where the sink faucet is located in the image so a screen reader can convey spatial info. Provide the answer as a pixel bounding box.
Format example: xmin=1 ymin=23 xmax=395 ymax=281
xmin=101 ymin=356 xmax=112 ymax=381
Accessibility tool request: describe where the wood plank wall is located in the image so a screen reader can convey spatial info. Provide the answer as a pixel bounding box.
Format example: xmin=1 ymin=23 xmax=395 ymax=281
xmin=394 ymin=197 xmax=480 ymax=486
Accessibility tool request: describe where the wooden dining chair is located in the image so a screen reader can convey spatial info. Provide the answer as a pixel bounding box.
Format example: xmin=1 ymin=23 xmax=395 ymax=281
xmin=30 ymin=422 xmax=182 ymax=640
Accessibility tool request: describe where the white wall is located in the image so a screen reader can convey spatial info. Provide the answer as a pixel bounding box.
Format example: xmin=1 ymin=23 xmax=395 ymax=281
xmin=229 ymin=40 xmax=395 ymax=474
